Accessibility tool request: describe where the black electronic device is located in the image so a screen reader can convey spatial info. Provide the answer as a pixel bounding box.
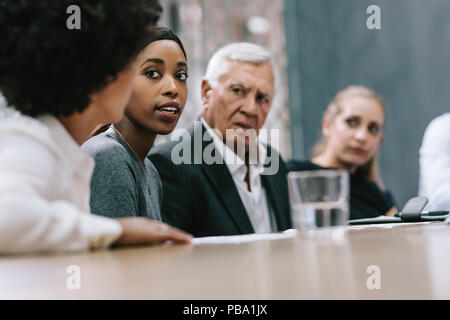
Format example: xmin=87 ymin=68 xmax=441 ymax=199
xmin=349 ymin=196 xmax=449 ymax=225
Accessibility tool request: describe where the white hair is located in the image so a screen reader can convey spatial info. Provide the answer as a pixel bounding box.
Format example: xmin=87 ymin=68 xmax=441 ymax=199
xmin=204 ymin=42 xmax=279 ymax=93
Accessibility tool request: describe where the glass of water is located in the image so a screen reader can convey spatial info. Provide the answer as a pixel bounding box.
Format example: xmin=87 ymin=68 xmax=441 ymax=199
xmin=288 ymin=170 xmax=349 ymax=229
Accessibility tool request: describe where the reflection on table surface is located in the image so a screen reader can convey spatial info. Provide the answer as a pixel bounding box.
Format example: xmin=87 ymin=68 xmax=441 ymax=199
xmin=1 ymin=222 xmax=449 ymax=299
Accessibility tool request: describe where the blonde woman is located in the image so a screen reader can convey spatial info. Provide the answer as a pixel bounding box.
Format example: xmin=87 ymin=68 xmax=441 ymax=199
xmin=287 ymin=85 xmax=397 ymax=219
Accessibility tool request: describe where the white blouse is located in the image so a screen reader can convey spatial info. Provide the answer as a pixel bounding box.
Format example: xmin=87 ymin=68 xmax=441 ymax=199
xmin=0 ymin=112 xmax=122 ymax=254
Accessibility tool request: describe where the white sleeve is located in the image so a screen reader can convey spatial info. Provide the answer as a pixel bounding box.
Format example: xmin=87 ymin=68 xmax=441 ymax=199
xmin=419 ymin=115 xmax=450 ymax=211
xmin=0 ymin=136 xmax=123 ymax=255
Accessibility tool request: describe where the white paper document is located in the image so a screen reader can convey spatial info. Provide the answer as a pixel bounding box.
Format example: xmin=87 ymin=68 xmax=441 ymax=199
xmin=192 ymin=229 xmax=299 ymax=245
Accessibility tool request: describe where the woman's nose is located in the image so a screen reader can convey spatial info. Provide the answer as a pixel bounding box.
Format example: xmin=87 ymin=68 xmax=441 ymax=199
xmin=354 ymin=127 xmax=368 ymax=141
xmin=163 ymin=77 xmax=178 ymax=98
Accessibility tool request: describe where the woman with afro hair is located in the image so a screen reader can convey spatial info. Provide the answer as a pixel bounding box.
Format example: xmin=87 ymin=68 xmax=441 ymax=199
xmin=0 ymin=0 xmax=192 ymax=254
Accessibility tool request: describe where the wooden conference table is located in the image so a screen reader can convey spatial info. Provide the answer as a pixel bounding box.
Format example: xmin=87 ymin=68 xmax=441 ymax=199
xmin=1 ymin=222 xmax=450 ymax=299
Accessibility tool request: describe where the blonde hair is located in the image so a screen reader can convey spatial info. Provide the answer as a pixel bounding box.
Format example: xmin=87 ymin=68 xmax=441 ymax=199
xmin=312 ymin=85 xmax=386 ymax=189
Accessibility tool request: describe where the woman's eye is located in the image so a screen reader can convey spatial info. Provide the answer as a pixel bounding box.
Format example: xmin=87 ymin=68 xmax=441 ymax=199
xmin=346 ymin=118 xmax=358 ymax=127
xmin=145 ymin=70 xmax=161 ymax=79
xmin=176 ymin=72 xmax=188 ymax=81
xmin=369 ymin=125 xmax=380 ymax=135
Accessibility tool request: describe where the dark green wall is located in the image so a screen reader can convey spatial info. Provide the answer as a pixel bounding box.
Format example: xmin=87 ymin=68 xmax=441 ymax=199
xmin=285 ymin=0 xmax=450 ymax=207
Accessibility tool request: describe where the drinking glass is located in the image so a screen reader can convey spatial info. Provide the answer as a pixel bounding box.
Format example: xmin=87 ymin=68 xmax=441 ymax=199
xmin=288 ymin=170 xmax=349 ymax=229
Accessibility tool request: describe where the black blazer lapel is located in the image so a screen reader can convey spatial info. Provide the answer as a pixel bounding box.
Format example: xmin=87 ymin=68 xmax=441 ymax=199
xmin=201 ymin=164 xmax=255 ymax=234
xmin=197 ymin=122 xmax=254 ymax=234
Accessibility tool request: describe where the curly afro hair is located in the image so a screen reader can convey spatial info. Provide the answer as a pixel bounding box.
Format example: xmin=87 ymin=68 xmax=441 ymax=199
xmin=0 ymin=0 xmax=162 ymax=117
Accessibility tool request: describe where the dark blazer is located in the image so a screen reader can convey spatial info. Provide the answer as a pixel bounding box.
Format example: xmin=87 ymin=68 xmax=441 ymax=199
xmin=148 ymin=121 xmax=292 ymax=237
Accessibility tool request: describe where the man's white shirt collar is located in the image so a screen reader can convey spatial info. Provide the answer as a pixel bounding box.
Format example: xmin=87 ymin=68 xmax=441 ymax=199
xmin=200 ymin=117 xmax=266 ymax=176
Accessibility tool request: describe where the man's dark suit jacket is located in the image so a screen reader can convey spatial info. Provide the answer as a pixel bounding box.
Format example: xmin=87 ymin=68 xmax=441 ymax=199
xmin=148 ymin=121 xmax=292 ymax=237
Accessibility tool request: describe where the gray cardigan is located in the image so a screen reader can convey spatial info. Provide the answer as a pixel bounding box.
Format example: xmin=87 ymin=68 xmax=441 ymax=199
xmin=82 ymin=128 xmax=162 ymax=221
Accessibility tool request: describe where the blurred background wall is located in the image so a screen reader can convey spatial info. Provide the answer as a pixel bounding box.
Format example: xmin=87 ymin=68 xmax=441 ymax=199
xmin=284 ymin=0 xmax=450 ymax=207
xmin=158 ymin=0 xmax=450 ymax=207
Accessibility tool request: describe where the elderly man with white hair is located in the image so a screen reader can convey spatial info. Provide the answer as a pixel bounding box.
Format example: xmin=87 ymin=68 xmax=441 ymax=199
xmin=149 ymin=42 xmax=292 ymax=237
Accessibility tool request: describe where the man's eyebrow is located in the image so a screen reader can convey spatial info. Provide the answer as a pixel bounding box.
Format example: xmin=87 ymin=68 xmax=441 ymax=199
xmin=178 ymin=62 xmax=188 ymax=68
xmin=260 ymin=90 xmax=273 ymax=96
xmin=230 ymin=82 xmax=274 ymax=97
xmin=258 ymin=91 xmax=274 ymax=98
xmin=230 ymin=82 xmax=250 ymax=90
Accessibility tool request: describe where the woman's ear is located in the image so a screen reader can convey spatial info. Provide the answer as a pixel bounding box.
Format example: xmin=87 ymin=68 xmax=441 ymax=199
xmin=322 ymin=116 xmax=331 ymax=137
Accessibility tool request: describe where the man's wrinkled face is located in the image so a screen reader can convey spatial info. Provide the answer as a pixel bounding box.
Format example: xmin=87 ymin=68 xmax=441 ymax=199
xmin=201 ymin=59 xmax=274 ymax=153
